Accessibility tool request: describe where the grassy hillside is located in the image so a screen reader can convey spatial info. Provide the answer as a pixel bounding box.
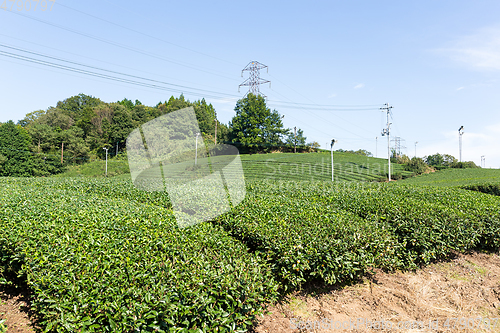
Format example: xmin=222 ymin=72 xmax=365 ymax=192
xmin=55 ymin=151 xmax=414 ymax=182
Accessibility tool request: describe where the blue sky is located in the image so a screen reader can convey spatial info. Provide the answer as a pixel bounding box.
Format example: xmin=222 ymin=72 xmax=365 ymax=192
xmin=1 ymin=0 xmax=499 ymax=167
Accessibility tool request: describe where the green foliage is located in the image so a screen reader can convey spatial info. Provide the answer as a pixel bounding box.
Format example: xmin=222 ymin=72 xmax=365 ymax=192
xmin=0 ymin=319 xmax=6 ymax=333
xmin=336 ymin=149 xmax=373 ymax=157
xmin=460 ymin=183 xmax=500 ymax=196
xmin=54 ymin=157 xmax=129 ymax=178
xmin=450 ymin=161 xmax=479 ymax=169
xmin=399 ymin=168 xmax=500 ymax=187
xmin=404 ymin=157 xmax=431 ymax=175
xmin=230 ymin=94 xmax=287 ymax=153
xmin=425 ymin=153 xmax=457 ymax=167
xmin=2 ymin=169 xmax=500 ymax=329
xmin=214 ymin=180 xmax=500 ymax=291
xmin=0 ymin=121 xmax=33 ymax=176
xmin=284 ymin=128 xmax=307 ymax=151
xmin=0 ymin=177 xmax=279 ymax=332
xmin=13 ymin=94 xmax=226 ymax=175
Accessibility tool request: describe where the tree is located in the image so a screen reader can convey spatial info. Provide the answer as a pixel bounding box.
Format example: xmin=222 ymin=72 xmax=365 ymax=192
xmin=404 ymin=157 xmax=431 ymax=175
xmin=18 ymin=110 xmax=46 ymax=128
xmin=307 ymin=141 xmax=321 ymax=150
xmin=229 ymin=94 xmax=287 ymax=153
xmin=56 ymin=94 xmax=102 ymax=120
xmin=425 ymin=153 xmax=457 ymax=168
xmin=285 ymin=128 xmax=307 ymax=151
xmin=0 ymin=121 xmax=33 ymax=176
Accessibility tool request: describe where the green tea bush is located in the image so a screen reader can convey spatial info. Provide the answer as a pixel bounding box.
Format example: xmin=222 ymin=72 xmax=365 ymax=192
xmin=461 ymin=183 xmax=500 ymax=196
xmin=0 ymin=178 xmax=279 ymax=332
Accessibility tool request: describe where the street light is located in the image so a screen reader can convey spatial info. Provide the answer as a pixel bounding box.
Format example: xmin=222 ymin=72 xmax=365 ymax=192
xmin=330 ymin=139 xmax=337 ymax=181
xmin=414 ymin=141 xmax=418 ymax=158
xmin=195 ymin=132 xmax=200 ymax=165
xmin=458 ymin=126 xmax=464 ymax=162
xmin=103 ymin=147 xmax=109 ymax=177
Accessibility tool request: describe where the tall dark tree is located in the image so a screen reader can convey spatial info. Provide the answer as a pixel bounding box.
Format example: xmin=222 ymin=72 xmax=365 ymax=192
xmin=0 ymin=121 xmax=33 ymax=176
xmin=230 ymin=94 xmax=287 ymax=153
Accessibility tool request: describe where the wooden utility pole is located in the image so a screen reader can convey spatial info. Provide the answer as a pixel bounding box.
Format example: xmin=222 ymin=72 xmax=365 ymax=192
xmin=61 ymin=141 xmax=64 ymax=164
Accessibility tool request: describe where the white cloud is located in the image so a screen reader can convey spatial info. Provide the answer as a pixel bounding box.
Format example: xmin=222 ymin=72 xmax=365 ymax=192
xmin=327 ymin=93 xmax=337 ymax=98
xmin=456 ymin=86 xmax=465 ymax=91
xmin=438 ymin=25 xmax=500 ymax=71
xmin=354 ymin=83 xmax=365 ymax=89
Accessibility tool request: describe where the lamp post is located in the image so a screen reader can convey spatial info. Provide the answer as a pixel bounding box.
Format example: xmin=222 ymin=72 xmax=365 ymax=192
xmin=330 ymin=139 xmax=337 ymax=181
xmin=103 ymin=147 xmax=108 ymax=177
xmin=458 ymin=126 xmax=464 ymax=162
xmin=195 ymin=132 xmax=200 ymax=165
xmin=414 ymin=141 xmax=418 ymax=158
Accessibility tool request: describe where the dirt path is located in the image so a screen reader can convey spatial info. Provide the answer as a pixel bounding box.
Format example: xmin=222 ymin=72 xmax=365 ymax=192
xmin=1 ymin=251 xmax=499 ymax=332
xmin=253 ymin=251 xmax=500 ymax=333
xmin=0 ymin=286 xmax=37 ymax=332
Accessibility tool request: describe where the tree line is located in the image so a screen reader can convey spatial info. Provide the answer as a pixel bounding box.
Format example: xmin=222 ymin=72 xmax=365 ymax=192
xmin=0 ymin=93 xmax=315 ymax=176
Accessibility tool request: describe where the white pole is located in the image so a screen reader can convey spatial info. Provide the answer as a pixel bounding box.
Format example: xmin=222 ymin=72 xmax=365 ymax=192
xmin=387 ymin=126 xmax=391 ymax=181
xmin=458 ymin=126 xmax=464 ymax=162
xmin=195 ymin=132 xmax=200 ymax=165
xmin=415 ymin=141 xmax=418 ymax=158
xmin=331 ymin=145 xmax=333 ymax=181
xmin=103 ymin=147 xmax=108 ymax=176
xmin=330 ymin=139 xmax=336 ymax=181
xmin=375 ymin=137 xmax=378 ymax=158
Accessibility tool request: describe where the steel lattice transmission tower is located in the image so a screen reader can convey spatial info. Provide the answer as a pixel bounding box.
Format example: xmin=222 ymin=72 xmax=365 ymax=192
xmin=238 ymin=61 xmax=271 ymax=99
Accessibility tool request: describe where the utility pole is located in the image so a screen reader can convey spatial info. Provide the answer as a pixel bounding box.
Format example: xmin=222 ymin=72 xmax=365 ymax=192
xmin=481 ymin=155 xmax=485 ymax=168
xmin=103 ymin=147 xmax=108 ymax=176
xmin=375 ymin=137 xmax=378 ymax=158
xmin=415 ymin=141 xmax=418 ymax=158
xmin=214 ymin=111 xmax=217 ymax=145
xmin=238 ymin=61 xmax=271 ymax=99
xmin=380 ymin=103 xmax=393 ymax=181
xmin=458 ymin=126 xmax=464 ymax=162
xmin=330 ymin=139 xmax=337 ymax=181
xmin=294 ymin=126 xmax=297 ymax=153
xmin=61 ymin=141 xmax=64 ymax=164
xmin=195 ymin=132 xmax=200 ymax=165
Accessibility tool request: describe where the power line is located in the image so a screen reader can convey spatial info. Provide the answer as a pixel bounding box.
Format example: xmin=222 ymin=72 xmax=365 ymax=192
xmin=0 ymin=32 xmax=239 ymax=93
xmin=6 ymin=10 xmax=240 ymax=82
xmin=0 ymin=49 xmax=237 ymax=100
xmin=56 ymin=2 xmax=242 ymax=68
xmin=0 ymin=44 xmax=239 ymax=98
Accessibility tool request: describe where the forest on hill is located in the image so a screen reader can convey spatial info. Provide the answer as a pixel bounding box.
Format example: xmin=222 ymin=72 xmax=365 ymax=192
xmin=0 ymin=93 xmax=312 ymax=177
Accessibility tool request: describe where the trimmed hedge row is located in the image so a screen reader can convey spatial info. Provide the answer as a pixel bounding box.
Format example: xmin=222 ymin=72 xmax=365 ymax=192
xmin=0 ymin=178 xmax=279 ymax=332
xmin=216 ymin=181 xmax=500 ymax=290
xmin=461 ymin=183 xmax=500 ymax=196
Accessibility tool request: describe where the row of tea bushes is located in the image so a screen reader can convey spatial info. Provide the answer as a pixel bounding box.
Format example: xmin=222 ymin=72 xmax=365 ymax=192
xmin=0 ymin=178 xmax=279 ymax=332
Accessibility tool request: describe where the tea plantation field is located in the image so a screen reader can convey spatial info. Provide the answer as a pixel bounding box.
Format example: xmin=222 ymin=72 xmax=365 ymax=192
xmin=57 ymin=151 xmax=414 ymax=181
xmin=399 ymin=168 xmax=500 ymax=187
xmin=1 ymin=174 xmax=500 ymax=331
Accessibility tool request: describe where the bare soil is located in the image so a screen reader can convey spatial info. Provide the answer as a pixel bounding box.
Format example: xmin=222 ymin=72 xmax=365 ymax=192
xmin=1 ymin=251 xmax=499 ymax=332
xmin=0 ymin=286 xmax=37 ymax=332
xmin=253 ymin=251 xmax=500 ymax=333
